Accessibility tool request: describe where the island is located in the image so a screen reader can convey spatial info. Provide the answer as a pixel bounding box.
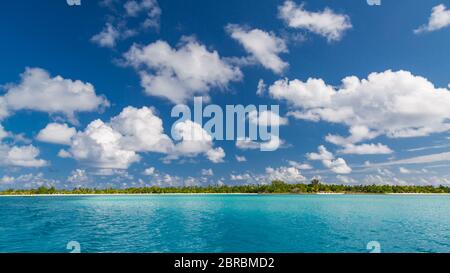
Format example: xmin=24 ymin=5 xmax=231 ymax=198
xmin=1 ymin=180 xmax=450 ymax=195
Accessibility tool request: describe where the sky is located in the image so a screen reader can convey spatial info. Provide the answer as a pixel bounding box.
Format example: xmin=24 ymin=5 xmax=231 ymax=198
xmin=0 ymin=0 xmax=450 ymax=189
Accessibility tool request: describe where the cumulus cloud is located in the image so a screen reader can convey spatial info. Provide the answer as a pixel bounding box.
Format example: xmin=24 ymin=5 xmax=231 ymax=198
xmin=307 ymin=146 xmax=352 ymax=174
xmin=201 ymin=168 xmax=214 ymax=176
xmin=58 ymin=149 xmax=72 ymax=158
xmin=36 ymin=123 xmax=76 ymax=145
xmin=0 ymin=124 xmax=8 ymax=140
xmin=278 ymin=0 xmax=352 ymax=41
xmin=226 ymin=24 xmax=288 ymax=74
xmin=124 ymin=0 xmax=161 ymax=28
xmin=271 ymin=70 xmax=450 ymax=149
xmin=69 ymin=119 xmax=141 ymax=169
xmin=230 ymin=173 xmax=253 ymax=181
xmin=67 ymin=169 xmax=89 ymax=183
xmin=265 ymin=166 xmax=306 ymax=183
xmin=91 ymin=23 xmax=120 ymax=48
xmin=0 ymin=144 xmax=47 ymax=167
xmin=124 ymin=38 xmax=243 ymax=103
xmin=288 ymin=160 xmax=312 ymax=170
xmin=0 ymin=173 xmax=58 ymax=189
xmin=230 ymin=163 xmax=307 ymax=184
xmin=415 ymin=4 xmax=450 ymax=34
xmin=65 ymin=107 xmax=225 ymax=168
xmin=66 ymin=106 xmax=181 ymax=169
xmin=235 ymin=155 xmax=247 ymax=162
xmin=206 ymin=147 xmax=226 ymax=163
xmin=0 ymin=97 xmax=9 ymax=120
xmin=3 ymin=68 xmax=109 ymax=123
xmin=143 ymin=167 xmax=155 ymax=175
xmin=256 ymin=79 xmax=266 ymax=96
xmin=110 ymin=106 xmax=173 ymax=153
xmin=171 ymin=120 xmax=226 ymax=163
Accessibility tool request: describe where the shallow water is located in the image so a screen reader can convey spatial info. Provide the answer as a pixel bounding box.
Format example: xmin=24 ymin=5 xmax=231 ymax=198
xmin=1 ymin=194 xmax=450 ymax=253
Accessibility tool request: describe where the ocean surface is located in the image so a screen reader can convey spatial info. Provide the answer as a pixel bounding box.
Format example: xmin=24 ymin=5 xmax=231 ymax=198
xmin=1 ymin=194 xmax=450 ymax=253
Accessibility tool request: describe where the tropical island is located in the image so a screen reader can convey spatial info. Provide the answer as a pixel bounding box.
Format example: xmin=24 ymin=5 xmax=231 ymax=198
xmin=1 ymin=179 xmax=450 ymax=195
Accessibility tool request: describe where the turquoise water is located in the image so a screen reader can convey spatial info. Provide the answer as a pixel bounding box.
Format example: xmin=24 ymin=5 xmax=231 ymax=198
xmin=1 ymin=194 xmax=450 ymax=253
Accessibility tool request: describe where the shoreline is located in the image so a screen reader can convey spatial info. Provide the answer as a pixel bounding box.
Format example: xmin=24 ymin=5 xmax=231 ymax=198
xmin=1 ymin=192 xmax=450 ymax=197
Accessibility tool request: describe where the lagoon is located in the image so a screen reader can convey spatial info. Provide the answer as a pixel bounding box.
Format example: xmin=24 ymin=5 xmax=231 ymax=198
xmin=1 ymin=194 xmax=450 ymax=253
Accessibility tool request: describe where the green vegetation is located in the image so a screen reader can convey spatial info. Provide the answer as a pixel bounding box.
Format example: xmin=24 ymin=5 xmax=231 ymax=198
xmin=1 ymin=180 xmax=450 ymax=195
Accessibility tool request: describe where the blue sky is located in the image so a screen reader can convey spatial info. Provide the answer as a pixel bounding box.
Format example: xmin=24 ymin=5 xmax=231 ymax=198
xmin=1 ymin=0 xmax=450 ymax=189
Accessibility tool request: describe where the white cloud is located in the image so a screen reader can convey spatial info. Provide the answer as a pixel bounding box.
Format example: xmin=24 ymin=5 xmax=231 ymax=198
xmin=363 ymin=174 xmax=409 ymax=186
xmin=271 ymin=70 xmax=450 ymax=145
xmin=0 ymin=124 xmax=8 ymax=140
xmin=0 ymin=144 xmax=48 ymax=168
xmin=91 ymin=23 xmax=120 ymax=48
xmin=143 ymin=167 xmax=155 ymax=175
xmin=3 ymin=68 xmax=109 ymax=122
xmin=278 ymin=0 xmax=352 ymax=41
xmin=325 ymin=126 xmax=392 ymax=155
xmin=256 ymin=79 xmax=267 ymax=97
xmin=230 ymin=173 xmax=252 ymax=181
xmin=270 ymin=77 xmax=335 ymax=109
xmin=307 ymin=145 xmax=352 ymax=174
xmin=229 ymin=163 xmax=309 ymax=185
xmin=415 ymin=4 xmax=450 ymax=34
xmin=69 ymin=119 xmax=141 ymax=169
xmin=124 ymin=38 xmax=243 ymax=103
xmin=58 ymin=149 xmax=72 ymax=158
xmin=206 ymin=147 xmax=225 ymax=163
xmin=109 ymin=106 xmax=173 ymax=153
xmin=235 ymin=155 xmax=247 ymax=162
xmin=67 ymin=169 xmax=89 ymax=183
xmin=399 ymin=167 xmax=412 ymax=174
xmin=288 ymin=160 xmax=312 ymax=170
xmin=336 ymin=175 xmax=357 ymax=184
xmin=0 ymin=97 xmax=9 ymax=120
xmin=0 ymin=175 xmax=15 ymax=184
xmin=378 ymin=152 xmax=450 ymax=166
xmin=406 ymin=144 xmax=450 ymax=152
xmin=265 ymin=166 xmax=306 ymax=183
xmin=66 ymin=107 xmax=224 ymax=168
xmin=339 ymin=143 xmax=393 ymax=155
xmin=93 ymin=169 xmax=134 ymax=180
xmin=201 ymin=168 xmax=214 ymax=176
xmin=0 ymin=173 xmax=58 ymax=189
xmin=171 ymin=120 xmax=226 ymax=163
xmin=124 ymin=0 xmax=161 ymax=28
xmin=92 ymin=0 xmax=161 ymax=48
xmin=226 ymin=24 xmax=288 ymax=74
xmin=36 ymin=123 xmax=76 ymax=145
xmin=325 ymin=125 xmax=379 ymax=146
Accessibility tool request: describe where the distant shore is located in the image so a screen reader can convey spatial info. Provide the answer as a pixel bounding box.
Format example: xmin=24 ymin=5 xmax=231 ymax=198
xmin=1 ymin=192 xmax=450 ymax=197
xmin=0 ymin=193 xmax=259 ymax=197
xmin=2 ymin=181 xmax=450 ymax=196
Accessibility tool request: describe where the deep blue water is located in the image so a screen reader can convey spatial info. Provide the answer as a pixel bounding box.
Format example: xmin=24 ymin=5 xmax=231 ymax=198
xmin=1 ymin=194 xmax=450 ymax=253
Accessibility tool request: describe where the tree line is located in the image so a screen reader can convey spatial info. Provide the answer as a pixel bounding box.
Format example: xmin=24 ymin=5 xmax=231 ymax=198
xmin=1 ymin=180 xmax=450 ymax=195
